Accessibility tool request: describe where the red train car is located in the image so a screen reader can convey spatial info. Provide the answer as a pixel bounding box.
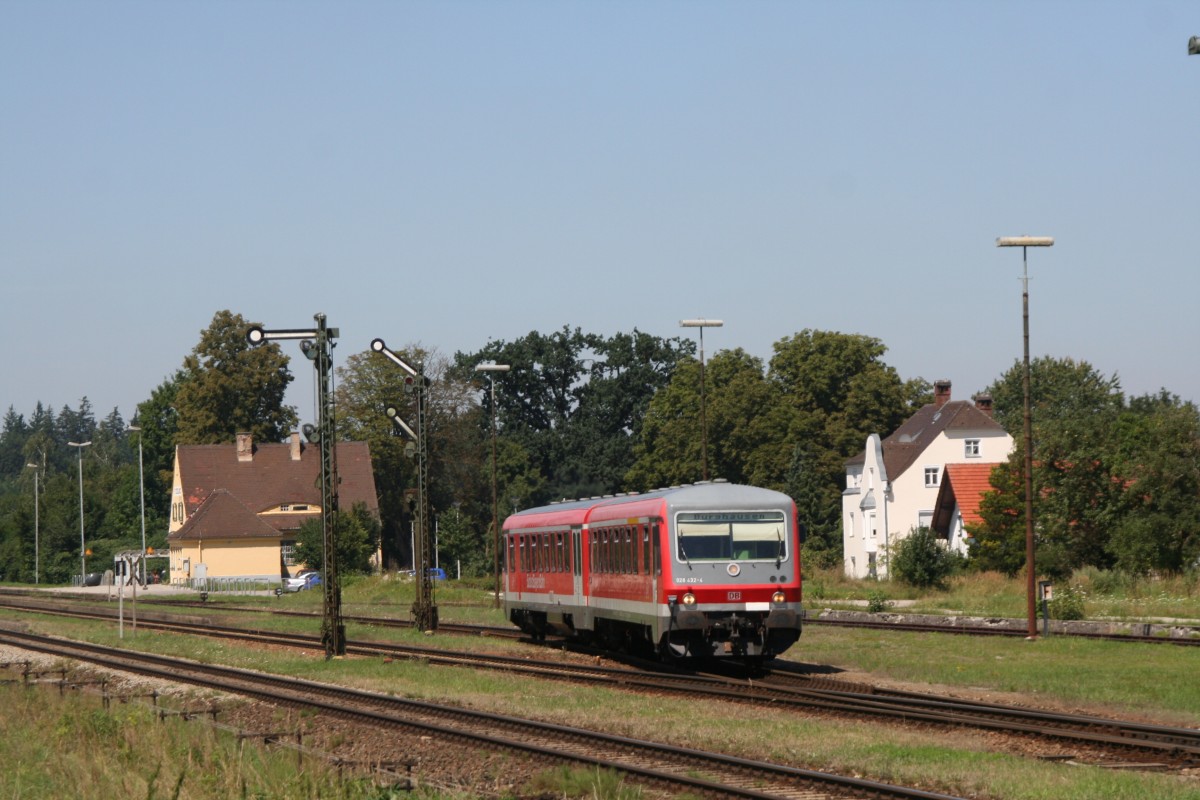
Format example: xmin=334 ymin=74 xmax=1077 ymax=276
xmin=502 ymin=480 xmax=803 ymax=660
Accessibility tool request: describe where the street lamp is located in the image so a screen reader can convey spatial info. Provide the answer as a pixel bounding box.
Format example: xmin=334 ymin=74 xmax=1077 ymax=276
xmin=67 ymin=441 xmax=92 ymax=582
xmin=25 ymin=461 xmax=41 ymax=585
xmin=679 ymin=319 xmax=723 ymax=481
xmin=997 ymin=235 xmax=1054 ymax=640
xmin=128 ymin=424 xmax=147 ymax=585
xmin=475 ymin=362 xmax=510 ymax=609
xmin=1189 ymin=35 xmax=1199 ymax=55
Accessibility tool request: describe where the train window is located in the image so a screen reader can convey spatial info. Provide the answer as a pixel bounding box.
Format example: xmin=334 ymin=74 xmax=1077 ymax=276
xmin=675 ymin=511 xmax=789 ymax=562
xmin=642 ymin=527 xmax=650 ymax=574
xmin=624 ymin=527 xmax=633 ymax=574
xmin=652 ymin=523 xmax=662 ymax=575
xmin=573 ymin=529 xmax=581 ymax=576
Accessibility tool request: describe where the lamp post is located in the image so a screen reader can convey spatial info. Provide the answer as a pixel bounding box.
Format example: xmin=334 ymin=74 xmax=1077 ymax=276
xmin=679 ymin=319 xmax=723 ymax=481
xmin=1189 ymin=35 xmax=1199 ymax=55
xmin=475 ymin=362 xmax=510 ymax=609
xmin=127 ymin=424 xmax=147 ymax=585
xmin=67 ymin=441 xmax=92 ymax=582
xmin=25 ymin=461 xmax=41 ymax=585
xmin=997 ymin=236 xmax=1054 ymax=640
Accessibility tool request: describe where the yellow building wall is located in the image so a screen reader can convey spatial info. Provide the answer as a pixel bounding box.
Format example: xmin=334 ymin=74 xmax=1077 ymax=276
xmin=169 ymin=539 xmax=283 ymax=585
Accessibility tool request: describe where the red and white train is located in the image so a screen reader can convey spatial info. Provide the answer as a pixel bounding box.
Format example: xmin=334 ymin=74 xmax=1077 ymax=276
xmin=502 ymin=480 xmax=803 ymax=660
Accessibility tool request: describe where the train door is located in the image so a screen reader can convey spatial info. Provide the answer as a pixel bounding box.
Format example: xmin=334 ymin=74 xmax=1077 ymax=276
xmin=571 ymin=526 xmax=583 ymax=601
xmin=650 ymin=520 xmax=661 ymax=601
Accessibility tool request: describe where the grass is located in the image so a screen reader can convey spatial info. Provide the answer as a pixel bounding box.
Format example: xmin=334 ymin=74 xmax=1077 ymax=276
xmin=0 ymin=682 xmax=404 ymax=800
xmin=801 ymin=565 xmax=1200 ymax=621
xmin=5 ymin=573 xmax=1200 ymax=799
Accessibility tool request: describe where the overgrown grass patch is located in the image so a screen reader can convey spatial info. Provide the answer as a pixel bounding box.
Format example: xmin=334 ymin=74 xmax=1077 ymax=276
xmin=0 ymin=683 xmax=401 ymax=799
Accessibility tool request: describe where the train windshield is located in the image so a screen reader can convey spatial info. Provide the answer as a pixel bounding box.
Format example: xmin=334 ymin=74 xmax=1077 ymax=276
xmin=675 ymin=511 xmax=788 ymax=562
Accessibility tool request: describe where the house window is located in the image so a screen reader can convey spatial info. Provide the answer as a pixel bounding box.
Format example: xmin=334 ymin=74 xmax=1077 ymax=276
xmin=965 ymin=439 xmax=981 ymax=458
xmin=924 ymin=466 xmax=940 ymax=488
xmin=918 ymin=511 xmax=933 ymax=531
xmin=281 ymin=540 xmax=297 ymax=566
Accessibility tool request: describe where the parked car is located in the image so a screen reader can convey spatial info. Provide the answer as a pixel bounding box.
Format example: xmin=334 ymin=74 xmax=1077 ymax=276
xmin=285 ymin=570 xmax=321 ymax=592
xmin=403 ymin=567 xmax=446 ymax=581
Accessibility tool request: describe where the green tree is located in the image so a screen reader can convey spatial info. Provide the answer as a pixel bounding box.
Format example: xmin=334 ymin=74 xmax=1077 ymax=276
xmin=891 ymin=526 xmax=958 ymax=589
xmin=770 ymin=331 xmax=926 ymax=556
xmin=970 ymin=460 xmax=1028 ymax=575
xmin=294 ymin=503 xmax=380 ymax=575
xmin=457 ymin=327 xmax=690 ymax=504
xmin=173 ymin=310 xmax=297 ymax=445
xmin=336 ymin=343 xmax=482 ymax=571
xmin=1107 ymin=392 xmax=1200 ymax=573
xmin=974 ymin=358 xmax=1126 ymax=575
xmin=626 ymin=348 xmax=777 ymax=490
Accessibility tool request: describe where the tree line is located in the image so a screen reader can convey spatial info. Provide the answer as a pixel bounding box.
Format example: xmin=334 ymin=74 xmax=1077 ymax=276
xmin=1 ymin=310 xmax=1197 ymax=584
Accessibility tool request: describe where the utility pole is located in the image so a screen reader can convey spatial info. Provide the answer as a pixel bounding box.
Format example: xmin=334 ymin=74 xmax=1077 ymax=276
xmin=248 ymin=314 xmax=345 ymax=658
xmin=374 ymin=338 xmax=437 ymax=631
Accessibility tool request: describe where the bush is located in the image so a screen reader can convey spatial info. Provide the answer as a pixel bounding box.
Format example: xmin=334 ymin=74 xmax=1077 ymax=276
xmin=866 ymin=589 xmax=891 ymax=613
xmin=1048 ymin=583 xmax=1086 ymax=620
xmin=802 ymin=541 xmax=841 ymax=571
xmin=890 ymin=526 xmax=956 ymax=590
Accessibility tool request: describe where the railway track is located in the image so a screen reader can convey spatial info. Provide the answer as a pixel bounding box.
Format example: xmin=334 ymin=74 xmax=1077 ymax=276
xmin=2 ymin=594 xmax=1197 ymax=771
xmin=0 ymin=627 xmax=967 ymax=800
xmin=9 ymin=587 xmax=1192 ymax=647
xmin=806 ymin=616 xmax=1200 ymax=646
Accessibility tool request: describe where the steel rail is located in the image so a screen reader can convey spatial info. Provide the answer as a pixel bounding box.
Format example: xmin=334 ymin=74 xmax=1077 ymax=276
xmin=0 ymin=628 xmax=966 ymax=800
xmin=3 ymin=595 xmax=1197 ymax=769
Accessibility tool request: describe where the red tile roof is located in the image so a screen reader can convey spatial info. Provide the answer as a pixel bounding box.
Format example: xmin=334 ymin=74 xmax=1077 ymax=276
xmin=175 ymin=438 xmax=378 ymax=519
xmin=931 ymin=462 xmax=1002 ymax=534
xmin=171 ymin=489 xmax=281 ymax=541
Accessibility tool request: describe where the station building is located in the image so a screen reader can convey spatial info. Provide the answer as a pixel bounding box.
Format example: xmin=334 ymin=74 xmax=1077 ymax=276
xmin=167 ymin=432 xmax=378 ymax=587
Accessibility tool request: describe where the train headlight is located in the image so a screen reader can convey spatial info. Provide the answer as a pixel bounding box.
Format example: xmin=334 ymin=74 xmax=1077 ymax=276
xmin=682 ymin=592 xmax=697 ymax=606
xmin=772 ymin=591 xmax=786 ymax=605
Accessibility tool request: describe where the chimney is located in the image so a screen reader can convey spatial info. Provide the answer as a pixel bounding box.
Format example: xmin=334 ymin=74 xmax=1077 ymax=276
xmin=236 ymin=432 xmax=254 ymax=462
xmin=974 ymin=393 xmax=994 ymax=418
xmin=290 ymin=431 xmax=302 ymax=461
xmin=933 ymin=380 xmax=952 ymax=408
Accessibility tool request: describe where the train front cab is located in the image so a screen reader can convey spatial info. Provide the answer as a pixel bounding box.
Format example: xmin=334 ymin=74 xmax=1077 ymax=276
xmin=660 ymin=507 xmax=803 ymax=661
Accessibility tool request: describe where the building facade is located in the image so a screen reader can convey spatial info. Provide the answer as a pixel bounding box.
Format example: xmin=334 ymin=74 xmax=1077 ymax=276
xmin=841 ymin=381 xmax=1012 ymax=579
xmin=167 ymin=432 xmax=378 ymax=586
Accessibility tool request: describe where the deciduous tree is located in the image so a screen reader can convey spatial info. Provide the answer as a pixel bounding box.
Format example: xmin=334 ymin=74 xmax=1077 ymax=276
xmin=173 ymin=310 xmax=297 ymax=445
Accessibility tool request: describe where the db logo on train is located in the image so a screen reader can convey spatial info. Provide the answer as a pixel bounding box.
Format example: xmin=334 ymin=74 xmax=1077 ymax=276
xmin=727 ymin=591 xmax=742 ymax=601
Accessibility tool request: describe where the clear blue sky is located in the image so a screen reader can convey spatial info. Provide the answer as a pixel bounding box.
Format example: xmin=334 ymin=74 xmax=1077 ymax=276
xmin=3 ymin=1 xmax=1198 ymax=429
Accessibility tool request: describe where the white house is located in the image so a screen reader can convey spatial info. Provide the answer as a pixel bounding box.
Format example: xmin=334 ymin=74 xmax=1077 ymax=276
xmin=841 ymin=380 xmax=1013 ymax=579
